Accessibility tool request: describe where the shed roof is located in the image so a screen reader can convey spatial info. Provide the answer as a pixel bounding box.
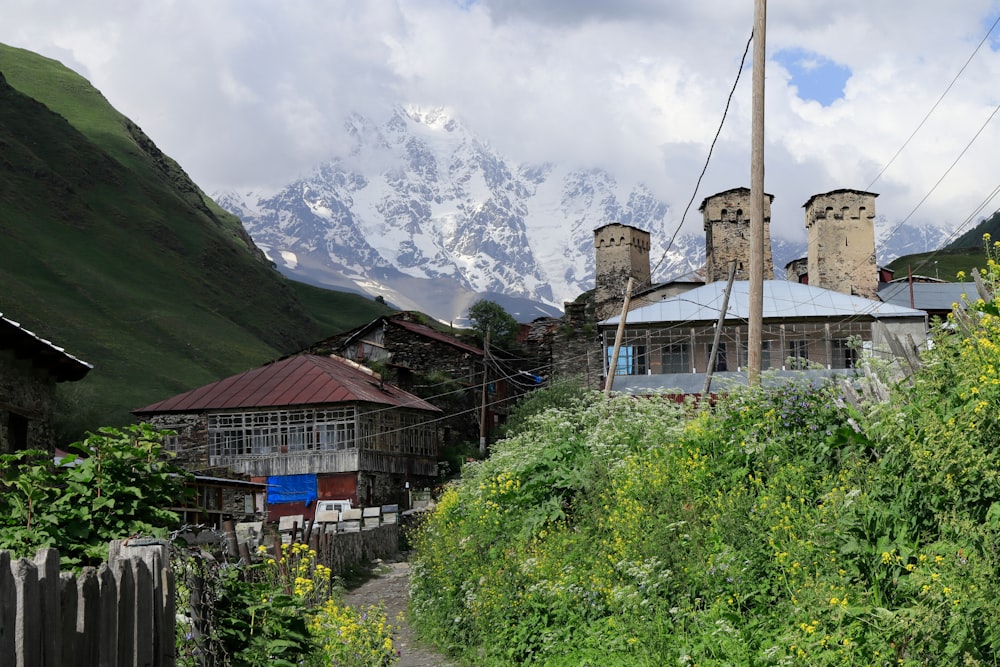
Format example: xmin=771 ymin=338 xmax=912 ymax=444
xmin=0 ymin=313 xmax=92 ymax=382
xmin=133 ymin=354 xmax=440 ymax=415
xmin=877 ymin=281 xmax=972 ymax=313
xmin=602 ymin=280 xmax=926 ymax=326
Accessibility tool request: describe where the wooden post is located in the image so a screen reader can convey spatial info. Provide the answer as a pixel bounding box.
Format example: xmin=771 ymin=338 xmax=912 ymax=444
xmin=748 ymin=0 xmax=767 ymax=386
xmin=702 ymin=262 xmax=737 ymax=396
xmin=34 ymin=548 xmax=60 ymax=667
xmin=604 ymin=278 xmax=636 ymax=397
xmin=480 ymin=330 xmax=491 ymax=455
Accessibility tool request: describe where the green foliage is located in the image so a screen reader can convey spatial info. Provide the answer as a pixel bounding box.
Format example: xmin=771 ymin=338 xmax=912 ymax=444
xmin=176 ymin=541 xmax=397 ymax=667
xmin=409 ymin=257 xmax=1000 ymax=666
xmin=0 ymin=424 xmax=191 ymax=567
xmin=467 ymin=299 xmax=519 ymax=347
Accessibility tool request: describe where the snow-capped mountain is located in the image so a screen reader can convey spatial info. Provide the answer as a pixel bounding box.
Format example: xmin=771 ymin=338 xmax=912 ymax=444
xmin=216 ymin=107 xmax=947 ymax=323
xmin=216 ymin=107 xmax=700 ymax=322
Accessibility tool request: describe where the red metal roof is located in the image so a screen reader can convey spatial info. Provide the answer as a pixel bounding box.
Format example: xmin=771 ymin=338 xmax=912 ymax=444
xmin=133 ymin=354 xmax=440 ymax=414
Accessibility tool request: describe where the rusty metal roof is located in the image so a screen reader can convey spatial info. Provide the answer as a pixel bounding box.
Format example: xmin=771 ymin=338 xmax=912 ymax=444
xmin=133 ymin=354 xmax=440 ymax=415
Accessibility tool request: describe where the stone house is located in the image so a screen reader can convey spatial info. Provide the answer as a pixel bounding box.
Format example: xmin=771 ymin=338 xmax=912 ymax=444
xmin=305 ymin=312 xmax=524 ymax=447
xmin=133 ymin=353 xmax=440 ymax=519
xmin=600 ymin=280 xmax=928 ymax=395
xmin=0 ymin=313 xmax=91 ymax=454
xmin=533 ymin=185 xmax=932 ymax=393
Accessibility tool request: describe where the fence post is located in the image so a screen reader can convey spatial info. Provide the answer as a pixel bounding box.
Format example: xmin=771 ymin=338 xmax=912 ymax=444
xmin=34 ymin=548 xmax=60 ymax=667
xmin=109 ymin=539 xmax=174 ymax=667
xmin=12 ymin=556 xmax=40 ymax=667
xmin=58 ymin=572 xmax=78 ymax=667
xmin=0 ymin=551 xmax=14 ymax=662
xmin=97 ymin=563 xmax=118 ymax=667
xmin=77 ymin=567 xmax=100 ymax=667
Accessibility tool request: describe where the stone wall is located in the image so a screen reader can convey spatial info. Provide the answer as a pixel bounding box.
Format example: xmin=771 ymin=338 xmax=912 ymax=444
xmin=805 ymin=190 xmax=878 ymax=298
xmin=0 ymin=355 xmax=57 ymax=453
xmin=594 ymin=224 xmax=651 ymax=320
xmin=141 ymin=412 xmax=208 ymax=469
xmin=320 ymin=524 xmax=400 ymax=576
xmin=701 ymin=188 xmax=775 ymax=282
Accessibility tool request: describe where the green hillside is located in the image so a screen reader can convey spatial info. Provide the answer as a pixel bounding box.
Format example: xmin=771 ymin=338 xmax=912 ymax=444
xmin=0 ymin=44 xmax=391 ymax=440
xmin=884 ymin=247 xmax=984 ymax=282
xmin=884 ymin=208 xmax=1000 ymax=282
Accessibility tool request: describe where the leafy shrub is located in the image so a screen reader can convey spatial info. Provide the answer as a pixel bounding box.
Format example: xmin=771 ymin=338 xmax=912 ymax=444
xmin=409 ymin=255 xmax=1000 ymax=667
xmin=0 ymin=423 xmax=191 ymax=566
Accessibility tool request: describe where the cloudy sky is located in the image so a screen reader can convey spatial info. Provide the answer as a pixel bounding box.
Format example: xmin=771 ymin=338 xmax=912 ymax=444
xmin=4 ymin=0 xmax=1000 ymax=243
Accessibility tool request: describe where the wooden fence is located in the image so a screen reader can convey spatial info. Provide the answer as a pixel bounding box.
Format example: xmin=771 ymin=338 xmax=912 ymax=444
xmin=0 ymin=540 xmax=174 ymax=667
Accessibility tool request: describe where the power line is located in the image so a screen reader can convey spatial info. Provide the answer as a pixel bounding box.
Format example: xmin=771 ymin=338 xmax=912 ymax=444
xmin=649 ymin=28 xmax=754 ymax=281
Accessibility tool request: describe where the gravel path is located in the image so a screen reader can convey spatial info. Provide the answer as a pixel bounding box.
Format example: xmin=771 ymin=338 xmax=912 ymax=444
xmin=343 ymin=556 xmax=459 ymax=667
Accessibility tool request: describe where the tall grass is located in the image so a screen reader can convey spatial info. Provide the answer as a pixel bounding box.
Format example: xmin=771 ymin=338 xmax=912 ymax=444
xmin=410 ymin=240 xmax=1000 ymax=665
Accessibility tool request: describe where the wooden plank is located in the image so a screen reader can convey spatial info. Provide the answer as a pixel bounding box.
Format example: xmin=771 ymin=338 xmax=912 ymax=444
xmin=133 ymin=560 xmax=154 ymax=667
xmin=58 ymin=573 xmax=78 ymax=667
xmin=114 ymin=559 xmax=136 ymax=667
xmin=12 ymin=556 xmax=40 ymax=667
xmin=97 ymin=564 xmax=117 ymax=667
xmin=160 ymin=567 xmax=176 ymax=667
xmin=34 ymin=549 xmax=60 ymax=667
xmin=77 ymin=568 xmax=100 ymax=667
xmin=0 ymin=552 xmax=15 ymax=663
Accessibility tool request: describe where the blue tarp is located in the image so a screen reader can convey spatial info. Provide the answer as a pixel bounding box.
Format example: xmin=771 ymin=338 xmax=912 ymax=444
xmin=267 ymin=474 xmax=318 ymax=505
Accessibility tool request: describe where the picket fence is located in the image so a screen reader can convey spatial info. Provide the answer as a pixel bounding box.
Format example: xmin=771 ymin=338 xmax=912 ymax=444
xmin=0 ymin=539 xmax=174 ymax=667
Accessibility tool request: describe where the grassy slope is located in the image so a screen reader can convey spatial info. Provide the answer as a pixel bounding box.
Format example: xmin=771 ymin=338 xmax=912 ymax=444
xmin=0 ymin=44 xmax=390 ymax=436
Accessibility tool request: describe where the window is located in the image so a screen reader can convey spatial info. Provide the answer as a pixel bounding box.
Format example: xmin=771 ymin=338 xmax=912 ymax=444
xmin=832 ymin=338 xmax=858 ymax=369
xmin=786 ymin=339 xmax=810 ymax=369
xmin=208 ymin=407 xmax=357 ymax=458
xmin=708 ymin=342 xmax=728 ymax=372
xmin=609 ymin=345 xmax=646 ymax=376
xmin=661 ymin=342 xmax=690 ymax=373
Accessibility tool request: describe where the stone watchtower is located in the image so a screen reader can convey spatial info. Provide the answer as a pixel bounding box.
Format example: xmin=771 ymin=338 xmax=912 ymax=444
xmin=593 ymin=223 xmax=651 ymax=320
xmin=804 ymin=189 xmax=878 ymax=298
xmin=700 ymin=187 xmax=775 ymax=282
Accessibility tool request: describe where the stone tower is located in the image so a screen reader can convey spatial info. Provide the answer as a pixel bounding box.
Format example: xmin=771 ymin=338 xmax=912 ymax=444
xmin=804 ymin=189 xmax=878 ymax=298
xmin=700 ymin=187 xmax=775 ymax=282
xmin=593 ymin=223 xmax=651 ymax=320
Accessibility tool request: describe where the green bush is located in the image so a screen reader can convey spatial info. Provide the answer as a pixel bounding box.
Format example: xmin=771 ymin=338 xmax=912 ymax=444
xmin=409 ymin=243 xmax=1000 ymax=665
xmin=0 ymin=423 xmax=191 ymax=567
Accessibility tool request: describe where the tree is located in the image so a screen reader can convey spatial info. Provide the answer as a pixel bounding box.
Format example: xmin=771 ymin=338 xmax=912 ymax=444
xmin=467 ymin=299 xmax=518 ymax=347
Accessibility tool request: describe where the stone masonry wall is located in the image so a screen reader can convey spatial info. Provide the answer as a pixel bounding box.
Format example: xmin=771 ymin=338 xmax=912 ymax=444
xmin=0 ymin=355 xmax=57 ymax=453
xmin=702 ymin=188 xmax=775 ymax=282
xmin=805 ymin=190 xmax=877 ymax=298
xmin=594 ymin=224 xmax=651 ymax=320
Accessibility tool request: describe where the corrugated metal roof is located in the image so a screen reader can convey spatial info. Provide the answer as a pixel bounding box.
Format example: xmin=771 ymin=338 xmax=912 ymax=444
xmin=603 ymin=280 xmax=926 ymax=326
xmin=878 ymin=281 xmax=972 ymax=313
xmin=0 ymin=313 xmax=92 ymax=382
xmin=133 ymin=354 xmax=441 ymax=414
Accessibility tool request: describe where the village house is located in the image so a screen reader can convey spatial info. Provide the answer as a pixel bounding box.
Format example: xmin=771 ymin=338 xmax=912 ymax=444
xmin=305 ymin=311 xmax=523 ymax=446
xmin=600 ymin=280 xmax=927 ymax=394
xmin=133 ymin=353 xmax=441 ymax=520
xmin=581 ymin=187 xmax=931 ymax=394
xmin=0 ymin=312 xmax=91 ymax=453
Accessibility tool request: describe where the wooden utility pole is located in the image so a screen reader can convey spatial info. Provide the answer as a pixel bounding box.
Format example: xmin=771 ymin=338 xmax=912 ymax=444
xmin=604 ymin=278 xmax=635 ymax=397
xmin=748 ymin=0 xmax=767 ymax=386
xmin=479 ymin=329 xmax=490 ymax=454
xmin=702 ymin=261 xmax=737 ymax=397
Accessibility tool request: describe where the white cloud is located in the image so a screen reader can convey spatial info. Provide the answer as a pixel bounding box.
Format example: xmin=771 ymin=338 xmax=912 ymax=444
xmin=3 ymin=0 xmax=1000 ymax=241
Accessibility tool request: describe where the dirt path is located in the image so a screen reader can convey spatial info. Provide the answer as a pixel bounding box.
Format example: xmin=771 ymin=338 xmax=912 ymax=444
xmin=343 ymin=555 xmax=459 ymax=667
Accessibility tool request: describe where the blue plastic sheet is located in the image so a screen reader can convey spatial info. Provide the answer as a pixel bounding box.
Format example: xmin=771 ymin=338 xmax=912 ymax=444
xmin=266 ymin=474 xmax=318 ymax=505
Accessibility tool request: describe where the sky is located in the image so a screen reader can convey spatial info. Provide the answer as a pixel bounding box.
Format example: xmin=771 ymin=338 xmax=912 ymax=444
xmin=4 ymin=0 xmax=1000 ymax=244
